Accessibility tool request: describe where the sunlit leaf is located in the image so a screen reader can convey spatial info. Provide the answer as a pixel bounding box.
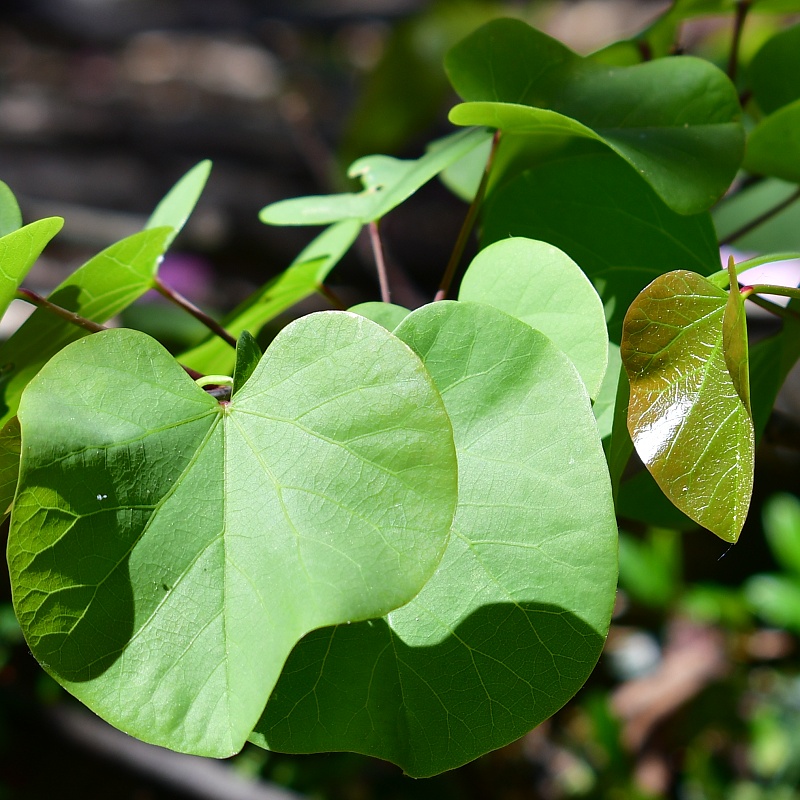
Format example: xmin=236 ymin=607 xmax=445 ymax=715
xmin=445 ymin=18 xmax=744 ymax=214
xmin=0 ymin=217 xmax=64 ymax=321
xmin=260 ymin=128 xmax=491 ymax=226
xmin=9 ymin=316 xmax=458 ymax=757
xmin=254 ymin=301 xmax=617 ymax=777
xmin=0 ymin=181 xmax=22 ymax=238
xmin=146 ymin=160 xmax=212 ymax=247
xmin=621 ymin=270 xmax=754 ymax=542
xmin=458 ymin=237 xmax=608 ymax=398
xmin=0 ymin=226 xmax=173 ymax=427
xmin=180 ymin=220 xmax=361 ymax=374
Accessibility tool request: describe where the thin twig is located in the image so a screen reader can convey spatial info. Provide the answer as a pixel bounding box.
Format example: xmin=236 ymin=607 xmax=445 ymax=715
xmin=745 ymin=284 xmax=800 ymax=301
xmin=742 ymin=291 xmax=800 ymax=321
xmin=368 ymin=220 xmax=391 ymax=304
xmin=727 ymin=0 xmax=751 ymax=81
xmin=154 ymin=277 xmax=237 ymax=349
xmin=435 ymin=130 xmax=501 ymax=302
xmin=16 ymin=288 xmax=107 ymax=333
xmin=719 ymin=187 xmax=800 ymax=246
xmin=316 ymin=282 xmax=347 ymax=310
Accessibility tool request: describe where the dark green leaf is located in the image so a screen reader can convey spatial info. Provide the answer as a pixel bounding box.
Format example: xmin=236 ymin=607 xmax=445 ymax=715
xmin=180 ymin=220 xmax=361 ymax=374
xmin=481 ymin=149 xmax=721 ymax=341
xmin=445 ymin=18 xmax=744 ymax=214
xmin=254 ymin=301 xmax=617 ymax=777
xmin=0 ymin=416 xmax=20 ymax=519
xmin=750 ymin=23 xmax=800 ymax=114
xmin=744 ymin=100 xmax=800 ymax=183
xmin=621 ymin=270 xmax=754 ymax=542
xmin=231 ymin=331 xmax=261 ymax=394
xmin=260 ymin=128 xmax=491 ymax=226
xmin=0 ymin=217 xmax=64 ymax=321
xmin=10 ymin=316 xmax=458 ymax=757
xmin=0 ymin=226 xmax=173 ymax=427
xmin=458 ymin=237 xmax=608 ymax=398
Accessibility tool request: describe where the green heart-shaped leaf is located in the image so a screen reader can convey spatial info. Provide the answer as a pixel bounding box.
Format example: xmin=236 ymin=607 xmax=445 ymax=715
xmin=744 ymin=99 xmax=800 ymax=183
xmin=0 ymin=217 xmax=64 ymax=321
xmin=253 ymin=301 xmax=617 ymax=777
xmin=445 ymin=18 xmax=744 ymax=214
xmin=180 ymin=220 xmax=361 ymax=374
xmin=480 ymin=149 xmax=721 ymax=341
xmin=9 ymin=314 xmax=457 ymax=757
xmin=260 ymin=127 xmax=491 ymax=226
xmin=621 ymin=270 xmax=754 ymax=542
xmin=0 ymin=226 xmax=173 ymax=427
xmin=458 ymin=237 xmax=608 ymax=398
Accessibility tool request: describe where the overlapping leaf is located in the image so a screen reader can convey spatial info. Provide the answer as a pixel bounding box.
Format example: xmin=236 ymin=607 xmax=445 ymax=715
xmin=9 ymin=315 xmax=458 ymax=757
xmin=750 ymin=23 xmax=800 ymax=114
xmin=260 ymin=127 xmax=491 ymax=226
xmin=621 ymin=270 xmax=754 ymax=542
xmin=0 ymin=217 xmax=63 ymax=321
xmin=480 ymin=149 xmax=721 ymax=341
xmin=180 ymin=220 xmax=360 ymax=374
xmin=744 ymin=99 xmax=800 ymax=183
xmin=348 ymin=301 xmax=410 ymax=330
xmin=445 ymin=18 xmax=744 ymax=214
xmin=0 ymin=226 xmax=172 ymax=427
xmin=458 ymin=237 xmax=608 ymax=398
xmin=0 ymin=416 xmax=20 ymax=519
xmin=253 ymin=301 xmax=617 ymax=777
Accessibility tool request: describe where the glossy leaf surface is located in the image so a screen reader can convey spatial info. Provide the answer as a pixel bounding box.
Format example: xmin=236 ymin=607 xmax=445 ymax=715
xmin=231 ymin=330 xmax=261 ymax=394
xmin=445 ymin=18 xmax=744 ymax=214
xmin=254 ymin=301 xmax=617 ymax=777
xmin=260 ymin=128 xmax=491 ymax=226
xmin=481 ymin=149 xmax=721 ymax=341
xmin=0 ymin=226 xmax=173 ymax=427
xmin=458 ymin=237 xmax=607 ymax=398
xmin=0 ymin=217 xmax=63 ymax=321
xmin=621 ymin=271 xmax=754 ymax=542
xmin=181 ymin=220 xmax=361 ymax=374
xmin=9 ymin=316 xmax=458 ymax=757
xmin=744 ymin=100 xmax=800 ymax=183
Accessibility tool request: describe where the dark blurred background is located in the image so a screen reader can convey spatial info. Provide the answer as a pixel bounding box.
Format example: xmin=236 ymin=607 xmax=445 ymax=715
xmin=3 ymin=2 xmax=800 ymax=799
